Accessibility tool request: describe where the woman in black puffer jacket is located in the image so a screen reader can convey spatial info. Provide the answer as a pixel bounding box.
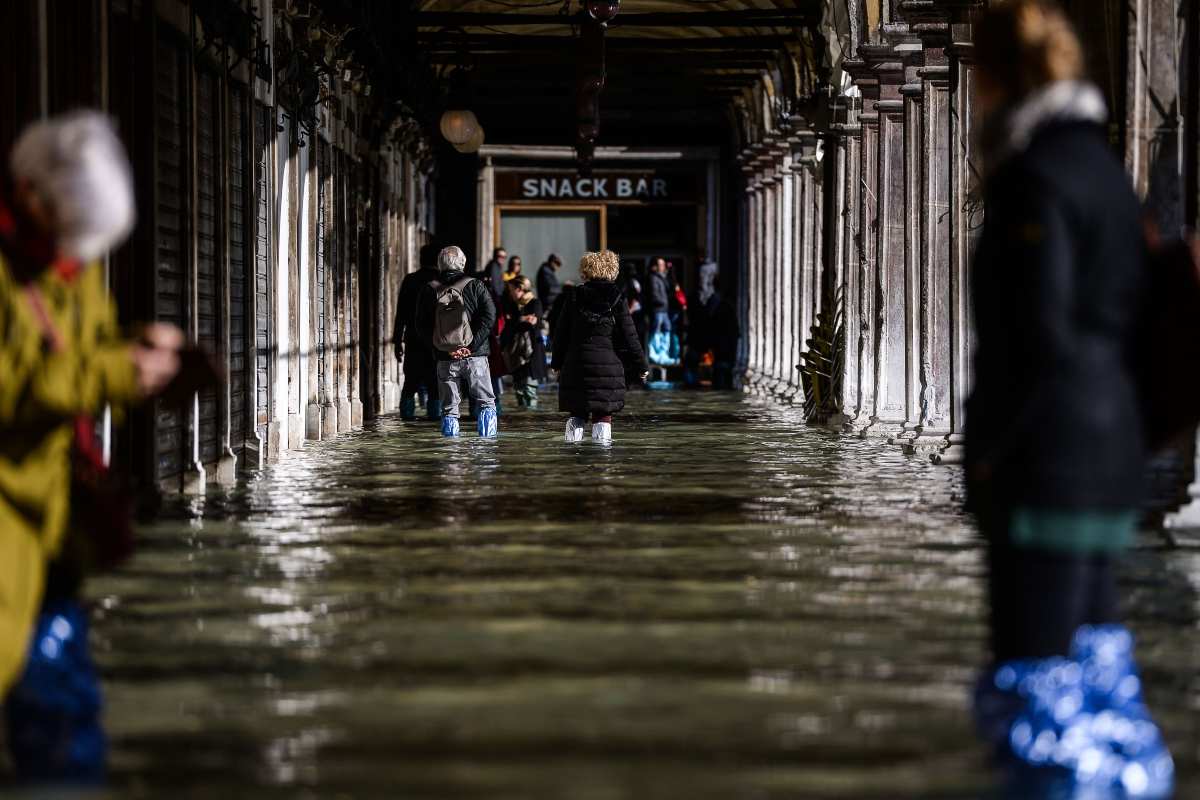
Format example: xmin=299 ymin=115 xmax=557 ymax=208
xmin=552 ymin=250 xmax=648 ymax=444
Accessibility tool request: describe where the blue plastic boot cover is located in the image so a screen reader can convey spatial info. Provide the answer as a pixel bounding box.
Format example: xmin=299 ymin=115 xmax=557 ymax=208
xmin=441 ymin=416 xmax=460 ymax=437
xmin=477 ymin=407 xmax=498 ymax=438
xmin=425 ymin=395 xmax=443 ymax=420
xmin=400 ymin=397 xmax=417 ymax=420
xmin=973 ymin=624 xmax=1173 ymax=799
xmin=4 ymin=598 xmax=106 ymax=782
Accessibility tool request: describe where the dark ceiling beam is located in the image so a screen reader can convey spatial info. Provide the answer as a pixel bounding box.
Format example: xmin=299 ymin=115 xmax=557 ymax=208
xmin=414 ymin=34 xmax=793 ymax=51
xmin=425 ymin=53 xmax=779 ymax=67
xmin=410 ymin=9 xmax=819 ymax=28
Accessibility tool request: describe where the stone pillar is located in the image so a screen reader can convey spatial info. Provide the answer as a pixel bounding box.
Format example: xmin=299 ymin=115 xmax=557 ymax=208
xmin=760 ymin=149 xmax=780 ymax=388
xmin=770 ymin=141 xmax=791 ymax=392
xmin=777 ymin=143 xmax=798 ymax=397
xmin=897 ymin=2 xmax=956 ymax=453
xmin=860 ymin=41 xmax=909 ymax=437
xmin=932 ymin=0 xmax=984 ymax=462
xmin=830 ymin=98 xmax=864 ymax=428
xmin=791 ymin=131 xmax=819 ymax=352
xmin=736 ymin=155 xmax=752 ymax=382
xmin=844 ymin=59 xmax=881 ymax=435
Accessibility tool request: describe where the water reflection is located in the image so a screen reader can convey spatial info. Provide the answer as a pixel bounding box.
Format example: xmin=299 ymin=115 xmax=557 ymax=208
xmin=67 ymin=392 xmax=1200 ymax=797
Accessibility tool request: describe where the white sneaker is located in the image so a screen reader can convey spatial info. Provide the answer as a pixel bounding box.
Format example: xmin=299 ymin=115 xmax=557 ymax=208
xmin=591 ymin=421 xmax=612 ymax=444
xmin=564 ymin=417 xmax=586 ymax=443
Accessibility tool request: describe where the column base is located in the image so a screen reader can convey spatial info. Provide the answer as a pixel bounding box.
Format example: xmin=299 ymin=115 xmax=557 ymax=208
xmin=322 ymin=402 xmax=338 ymax=437
xmin=351 ymin=399 xmax=364 ymax=429
xmin=1165 ymin=497 xmax=1200 ymax=530
xmin=306 ymin=402 xmax=323 ymax=440
xmin=288 ymin=413 xmax=305 ymax=450
xmin=903 ymin=425 xmax=954 ymax=455
xmin=858 ymin=417 xmax=906 ymax=439
xmin=337 ymin=399 xmax=352 ymax=432
xmin=182 ymin=462 xmax=206 ymax=495
xmin=212 ymin=452 xmax=237 ymax=484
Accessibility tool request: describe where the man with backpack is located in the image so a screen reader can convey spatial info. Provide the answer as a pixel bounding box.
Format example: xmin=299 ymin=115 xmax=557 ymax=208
xmin=415 ymin=246 xmax=499 ymax=438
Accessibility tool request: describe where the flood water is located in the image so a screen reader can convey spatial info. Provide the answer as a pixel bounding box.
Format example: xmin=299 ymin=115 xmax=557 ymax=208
xmin=35 ymin=392 xmax=1200 ymax=798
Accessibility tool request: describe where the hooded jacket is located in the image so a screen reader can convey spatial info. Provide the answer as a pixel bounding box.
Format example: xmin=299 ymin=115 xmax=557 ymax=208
xmin=415 ymin=270 xmax=496 ymax=361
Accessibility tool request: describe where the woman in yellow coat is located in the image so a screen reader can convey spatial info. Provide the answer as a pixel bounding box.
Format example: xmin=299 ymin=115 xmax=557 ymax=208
xmin=0 ymin=111 xmax=181 ymax=779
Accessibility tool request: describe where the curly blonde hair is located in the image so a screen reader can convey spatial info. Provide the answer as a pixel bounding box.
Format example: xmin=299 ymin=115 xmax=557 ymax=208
xmin=579 ymin=250 xmax=619 ymax=282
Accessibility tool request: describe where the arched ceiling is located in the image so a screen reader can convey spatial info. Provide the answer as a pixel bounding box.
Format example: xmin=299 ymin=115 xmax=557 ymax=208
xmin=405 ymin=0 xmax=826 ymax=146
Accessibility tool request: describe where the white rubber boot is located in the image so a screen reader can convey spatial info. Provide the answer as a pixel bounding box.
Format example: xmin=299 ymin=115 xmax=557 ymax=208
xmin=564 ymin=417 xmax=586 ymax=443
xmin=591 ymin=421 xmax=612 ymax=444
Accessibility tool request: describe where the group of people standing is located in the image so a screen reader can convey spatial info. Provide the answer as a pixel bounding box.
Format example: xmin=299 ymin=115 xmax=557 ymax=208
xmin=392 ymin=245 xmax=648 ymax=443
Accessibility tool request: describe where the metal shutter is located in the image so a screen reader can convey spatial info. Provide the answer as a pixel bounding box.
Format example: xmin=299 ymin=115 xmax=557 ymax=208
xmin=196 ymin=69 xmax=220 ymax=467
xmin=253 ymin=102 xmax=272 ymax=443
xmin=228 ymin=86 xmax=249 ymax=451
xmin=153 ymin=34 xmax=187 ymax=481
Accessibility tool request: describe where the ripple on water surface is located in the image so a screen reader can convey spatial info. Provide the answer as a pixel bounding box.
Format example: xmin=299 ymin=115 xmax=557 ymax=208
xmin=66 ymin=392 xmax=1199 ymax=799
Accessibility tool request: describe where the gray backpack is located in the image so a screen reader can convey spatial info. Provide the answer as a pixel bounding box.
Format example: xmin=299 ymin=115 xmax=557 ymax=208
xmin=430 ymin=277 xmax=475 ymax=352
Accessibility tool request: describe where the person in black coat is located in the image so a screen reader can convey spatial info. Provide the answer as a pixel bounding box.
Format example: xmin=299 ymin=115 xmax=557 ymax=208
xmin=552 ymin=250 xmax=649 ymax=444
xmin=536 ymin=253 xmax=563 ymax=311
xmin=965 ymin=2 xmax=1172 ymax=792
xmin=500 ymin=275 xmax=547 ymax=409
xmin=470 ymin=246 xmax=507 ymax=305
xmin=392 ymin=242 xmax=442 ymax=420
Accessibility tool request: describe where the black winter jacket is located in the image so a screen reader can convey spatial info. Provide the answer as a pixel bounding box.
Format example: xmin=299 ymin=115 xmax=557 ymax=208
xmin=965 ymin=120 xmax=1147 ymax=513
xmin=646 ymin=271 xmax=670 ymax=313
xmin=393 ymin=266 xmax=441 ymax=376
xmin=536 ymin=264 xmax=562 ymax=310
xmin=552 ymin=281 xmax=649 ymax=416
xmin=415 ymin=270 xmax=497 ymax=361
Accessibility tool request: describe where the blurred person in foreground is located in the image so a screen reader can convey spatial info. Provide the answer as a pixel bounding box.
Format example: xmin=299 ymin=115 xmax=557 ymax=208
xmin=966 ymin=2 xmax=1172 ymax=796
xmin=0 ymin=111 xmax=183 ymax=780
xmin=393 ymin=243 xmax=443 ymax=422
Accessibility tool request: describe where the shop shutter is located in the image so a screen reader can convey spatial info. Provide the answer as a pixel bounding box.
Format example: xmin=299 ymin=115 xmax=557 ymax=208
xmin=253 ymin=102 xmax=273 ymax=443
xmin=196 ymin=69 xmax=220 ymax=467
xmin=228 ymin=86 xmax=249 ymax=451
xmin=153 ymin=34 xmax=187 ymax=481
xmin=316 ymin=141 xmax=330 ymax=407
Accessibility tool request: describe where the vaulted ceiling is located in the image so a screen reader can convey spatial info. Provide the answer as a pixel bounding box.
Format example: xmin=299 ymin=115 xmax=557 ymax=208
xmin=404 ymin=0 xmax=825 ymax=147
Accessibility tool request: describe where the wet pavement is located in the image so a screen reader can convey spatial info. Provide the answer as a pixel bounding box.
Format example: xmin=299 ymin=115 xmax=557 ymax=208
xmin=30 ymin=392 xmax=1200 ymax=797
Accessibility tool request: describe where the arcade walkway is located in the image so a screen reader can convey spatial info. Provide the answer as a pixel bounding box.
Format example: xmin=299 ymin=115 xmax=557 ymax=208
xmin=77 ymin=392 xmax=1199 ymax=799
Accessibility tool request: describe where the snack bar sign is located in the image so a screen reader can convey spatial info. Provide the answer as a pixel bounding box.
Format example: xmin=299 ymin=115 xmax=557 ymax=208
xmin=496 ymin=171 xmax=698 ymax=203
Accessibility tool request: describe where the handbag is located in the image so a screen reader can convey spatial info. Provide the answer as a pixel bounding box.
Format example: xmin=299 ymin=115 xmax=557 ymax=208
xmin=502 ymin=330 xmax=533 ymax=373
xmin=1138 ymin=236 xmax=1200 ymax=451
xmin=24 ymin=285 xmax=135 ymax=572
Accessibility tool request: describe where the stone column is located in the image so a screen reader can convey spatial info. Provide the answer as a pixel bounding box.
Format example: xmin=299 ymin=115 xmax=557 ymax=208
xmin=830 ymin=98 xmax=864 ymax=429
xmin=770 ymin=141 xmax=792 ymax=392
xmin=777 ymin=143 xmax=798 ymax=398
xmin=898 ymin=2 xmax=956 ymax=453
xmin=791 ymin=131 xmax=819 ymax=353
xmin=932 ymin=0 xmax=984 ymax=462
xmin=736 ymin=155 xmax=753 ymax=382
xmin=844 ymin=59 xmax=881 ymax=436
xmin=860 ymin=41 xmax=909 ymax=437
xmin=759 ymin=149 xmax=779 ymax=388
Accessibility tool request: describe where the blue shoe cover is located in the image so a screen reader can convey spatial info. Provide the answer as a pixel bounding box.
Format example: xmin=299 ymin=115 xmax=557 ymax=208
xmin=425 ymin=396 xmax=442 ymax=420
xmin=974 ymin=624 xmax=1173 ymax=799
xmin=441 ymin=416 xmax=460 ymax=438
xmin=477 ymin=407 xmax=498 ymax=438
xmin=400 ymin=397 xmax=417 ymax=420
xmin=4 ymin=599 xmax=106 ymax=782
